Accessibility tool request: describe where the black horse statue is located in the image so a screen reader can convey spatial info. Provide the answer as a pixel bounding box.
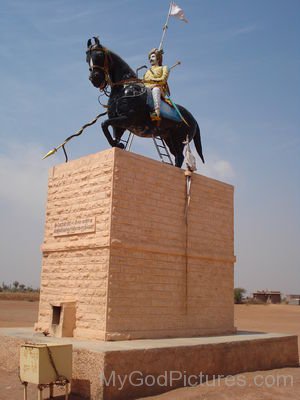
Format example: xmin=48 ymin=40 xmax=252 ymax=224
xmin=86 ymin=37 xmax=204 ymax=168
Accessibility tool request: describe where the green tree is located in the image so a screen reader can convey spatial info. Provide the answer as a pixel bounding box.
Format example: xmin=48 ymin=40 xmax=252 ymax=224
xmin=234 ymin=288 xmax=246 ymax=304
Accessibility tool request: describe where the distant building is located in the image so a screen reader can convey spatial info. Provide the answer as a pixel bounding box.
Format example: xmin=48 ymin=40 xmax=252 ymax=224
xmin=286 ymin=295 xmax=300 ymax=305
xmin=253 ymin=291 xmax=281 ymax=304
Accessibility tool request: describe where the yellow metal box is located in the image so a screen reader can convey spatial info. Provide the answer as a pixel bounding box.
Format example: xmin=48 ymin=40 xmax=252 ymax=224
xmin=20 ymin=343 xmax=72 ymax=384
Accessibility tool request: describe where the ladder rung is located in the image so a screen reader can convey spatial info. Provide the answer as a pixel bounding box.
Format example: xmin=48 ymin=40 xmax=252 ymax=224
xmin=121 ymin=132 xmax=134 ymax=151
xmin=152 ymin=135 xmax=174 ymax=166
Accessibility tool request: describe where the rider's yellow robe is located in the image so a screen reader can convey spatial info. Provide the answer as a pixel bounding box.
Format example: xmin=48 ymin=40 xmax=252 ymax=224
xmin=143 ymin=65 xmax=169 ymax=95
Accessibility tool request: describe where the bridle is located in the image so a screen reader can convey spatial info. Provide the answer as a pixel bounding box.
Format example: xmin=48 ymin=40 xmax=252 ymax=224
xmin=87 ymin=45 xmax=142 ymax=92
xmin=87 ymin=46 xmax=112 ymax=91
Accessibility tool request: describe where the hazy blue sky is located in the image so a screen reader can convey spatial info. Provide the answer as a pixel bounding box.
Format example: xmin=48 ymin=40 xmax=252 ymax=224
xmin=0 ymin=0 xmax=299 ymax=294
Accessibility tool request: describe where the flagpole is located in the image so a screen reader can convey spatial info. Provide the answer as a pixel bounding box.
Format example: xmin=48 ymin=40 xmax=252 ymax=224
xmin=158 ymin=1 xmax=173 ymax=51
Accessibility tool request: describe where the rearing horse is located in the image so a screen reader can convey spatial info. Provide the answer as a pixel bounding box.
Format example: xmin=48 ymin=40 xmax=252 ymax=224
xmin=86 ymin=37 xmax=204 ymax=168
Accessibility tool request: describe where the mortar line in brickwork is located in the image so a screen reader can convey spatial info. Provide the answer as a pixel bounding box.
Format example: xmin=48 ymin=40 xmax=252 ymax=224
xmin=109 ymin=244 xmax=235 ymax=263
xmin=41 ymin=244 xmax=110 ymax=253
xmin=42 ymin=245 xmax=235 ymax=264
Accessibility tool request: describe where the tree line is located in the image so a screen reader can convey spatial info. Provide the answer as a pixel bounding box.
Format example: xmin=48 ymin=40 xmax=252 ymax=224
xmin=0 ymin=281 xmax=39 ymax=293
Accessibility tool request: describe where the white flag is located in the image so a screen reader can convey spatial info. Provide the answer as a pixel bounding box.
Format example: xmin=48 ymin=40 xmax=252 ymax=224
xmin=169 ymin=2 xmax=188 ymax=23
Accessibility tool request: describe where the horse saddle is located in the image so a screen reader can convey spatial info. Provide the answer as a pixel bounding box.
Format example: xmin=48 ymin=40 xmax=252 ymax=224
xmin=146 ymin=89 xmax=182 ymax=122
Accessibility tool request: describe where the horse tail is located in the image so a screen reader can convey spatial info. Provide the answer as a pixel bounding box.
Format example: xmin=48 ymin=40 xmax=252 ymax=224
xmin=193 ymin=122 xmax=205 ymax=163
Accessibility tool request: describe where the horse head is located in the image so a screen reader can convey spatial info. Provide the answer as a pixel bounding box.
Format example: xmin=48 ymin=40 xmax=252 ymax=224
xmin=86 ymin=37 xmax=110 ymax=90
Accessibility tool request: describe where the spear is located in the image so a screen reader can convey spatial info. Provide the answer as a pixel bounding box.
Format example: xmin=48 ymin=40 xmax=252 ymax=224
xmin=42 ymin=140 xmax=68 ymax=160
xmin=42 ymin=111 xmax=107 ymax=162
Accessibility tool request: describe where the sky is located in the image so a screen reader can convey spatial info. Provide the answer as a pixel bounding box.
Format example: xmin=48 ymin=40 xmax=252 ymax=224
xmin=0 ymin=0 xmax=299 ymax=294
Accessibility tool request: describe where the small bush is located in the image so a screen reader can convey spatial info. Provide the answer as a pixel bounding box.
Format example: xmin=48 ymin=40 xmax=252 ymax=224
xmin=234 ymin=288 xmax=246 ymax=304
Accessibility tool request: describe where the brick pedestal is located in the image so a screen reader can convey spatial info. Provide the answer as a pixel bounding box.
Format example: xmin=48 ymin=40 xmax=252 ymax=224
xmin=35 ymin=148 xmax=236 ymax=340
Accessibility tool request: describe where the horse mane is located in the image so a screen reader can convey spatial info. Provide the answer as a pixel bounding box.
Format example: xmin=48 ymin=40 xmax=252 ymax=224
xmin=107 ymin=50 xmax=137 ymax=82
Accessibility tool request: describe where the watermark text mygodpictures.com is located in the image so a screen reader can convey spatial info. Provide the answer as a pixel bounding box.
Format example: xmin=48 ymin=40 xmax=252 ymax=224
xmin=99 ymin=370 xmax=294 ymax=391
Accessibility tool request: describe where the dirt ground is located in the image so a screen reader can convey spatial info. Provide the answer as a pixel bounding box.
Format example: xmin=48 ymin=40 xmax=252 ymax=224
xmin=0 ymin=300 xmax=38 ymax=327
xmin=0 ymin=302 xmax=299 ymax=399
xmin=235 ymin=303 xmax=300 ymax=357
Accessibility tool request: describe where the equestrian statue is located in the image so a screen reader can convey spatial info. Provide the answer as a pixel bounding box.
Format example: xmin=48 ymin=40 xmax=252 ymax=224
xmin=86 ymin=37 xmax=204 ymax=168
xmin=43 ymin=3 xmax=204 ymax=168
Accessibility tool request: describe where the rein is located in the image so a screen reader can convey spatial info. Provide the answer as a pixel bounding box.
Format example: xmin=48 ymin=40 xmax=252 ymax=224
xmin=111 ymin=77 xmax=143 ymax=87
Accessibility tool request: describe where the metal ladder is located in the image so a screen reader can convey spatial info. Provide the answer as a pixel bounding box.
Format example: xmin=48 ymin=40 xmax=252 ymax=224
xmin=121 ymin=132 xmax=174 ymax=166
xmin=152 ymin=135 xmax=173 ymax=165
xmin=119 ymin=131 xmax=134 ymax=151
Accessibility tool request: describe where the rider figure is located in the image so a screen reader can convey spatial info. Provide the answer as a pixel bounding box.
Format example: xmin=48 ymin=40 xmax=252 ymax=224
xmin=143 ymin=48 xmax=169 ymax=120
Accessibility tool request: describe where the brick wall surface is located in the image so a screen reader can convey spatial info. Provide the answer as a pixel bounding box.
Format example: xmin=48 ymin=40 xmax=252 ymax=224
xmin=106 ymin=150 xmax=235 ymax=339
xmin=36 ymin=148 xmax=235 ymax=341
xmin=36 ymin=150 xmax=114 ymax=339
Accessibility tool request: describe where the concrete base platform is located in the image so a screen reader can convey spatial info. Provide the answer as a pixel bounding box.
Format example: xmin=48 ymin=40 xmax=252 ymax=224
xmin=0 ymin=328 xmax=298 ymax=400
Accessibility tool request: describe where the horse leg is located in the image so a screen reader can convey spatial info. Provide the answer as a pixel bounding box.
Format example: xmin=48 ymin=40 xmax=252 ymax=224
xmin=172 ymin=148 xmax=184 ymax=168
xmin=164 ymin=134 xmax=184 ymax=168
xmin=164 ymin=136 xmax=176 ymax=164
xmin=101 ymin=116 xmax=127 ymax=147
xmin=113 ymin=127 xmax=126 ymax=149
